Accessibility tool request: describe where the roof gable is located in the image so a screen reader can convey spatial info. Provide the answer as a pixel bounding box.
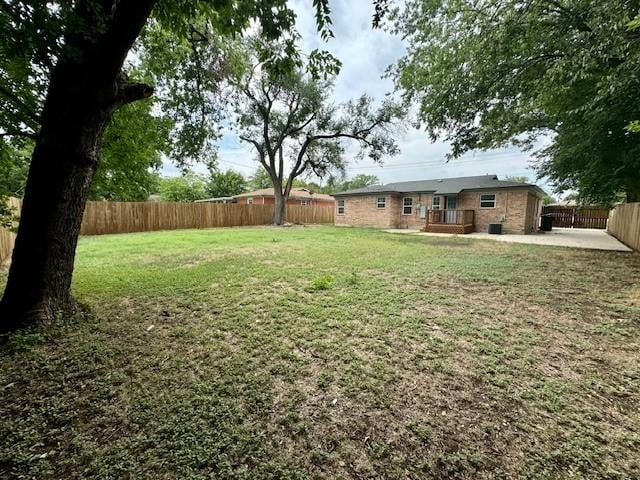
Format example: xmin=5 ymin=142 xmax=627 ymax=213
xmin=333 ymin=175 xmax=545 ymax=196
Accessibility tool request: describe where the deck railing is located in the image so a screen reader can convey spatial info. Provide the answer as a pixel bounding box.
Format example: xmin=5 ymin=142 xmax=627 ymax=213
xmin=427 ymin=209 xmax=475 ymax=226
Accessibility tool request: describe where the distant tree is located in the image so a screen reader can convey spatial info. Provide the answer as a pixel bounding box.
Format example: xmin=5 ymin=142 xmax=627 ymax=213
xmin=321 ymin=173 xmax=380 ymax=193
xmin=158 ymin=173 xmax=208 ymax=202
xmin=0 ymin=143 xmax=30 ymax=199
xmin=91 ymin=100 xmax=170 ymax=201
xmin=0 ymin=100 xmax=168 ymax=203
xmin=249 ymin=167 xmax=274 ymax=190
xmin=229 ymin=38 xmax=403 ymax=224
xmin=0 ymin=142 xmax=29 ymax=228
xmin=504 ymin=176 xmax=530 ymax=184
xmin=392 ymin=1 xmax=640 ymax=204
xmin=206 ymin=170 xmax=248 ymax=198
xmin=542 ymin=195 xmax=557 ymax=206
xmin=343 ymin=174 xmax=380 ymax=190
xmin=323 ymin=174 xmax=348 ymax=194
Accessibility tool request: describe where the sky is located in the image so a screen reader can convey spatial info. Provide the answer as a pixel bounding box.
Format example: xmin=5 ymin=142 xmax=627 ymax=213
xmin=162 ymin=0 xmax=552 ymax=193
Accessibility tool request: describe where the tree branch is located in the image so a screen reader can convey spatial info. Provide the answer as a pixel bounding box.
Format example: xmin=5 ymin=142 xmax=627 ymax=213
xmin=115 ymin=80 xmax=154 ymax=106
xmin=96 ymin=0 xmax=160 ymax=80
xmin=239 ymin=135 xmax=263 ymax=151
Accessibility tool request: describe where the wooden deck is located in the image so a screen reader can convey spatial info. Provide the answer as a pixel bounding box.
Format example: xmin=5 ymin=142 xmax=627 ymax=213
xmin=422 ymin=209 xmax=475 ymax=234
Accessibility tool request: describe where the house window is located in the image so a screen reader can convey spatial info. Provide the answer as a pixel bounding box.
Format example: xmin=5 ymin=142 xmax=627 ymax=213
xmin=480 ymin=194 xmax=496 ymax=208
xmin=432 ymin=196 xmax=441 ymax=209
xmin=247 ymin=197 xmax=253 ymax=205
xmin=301 ymin=200 xmax=309 ymax=206
xmin=403 ymin=197 xmax=413 ymax=215
xmin=377 ymin=196 xmax=386 ymax=209
xmin=337 ymin=199 xmax=345 ymax=215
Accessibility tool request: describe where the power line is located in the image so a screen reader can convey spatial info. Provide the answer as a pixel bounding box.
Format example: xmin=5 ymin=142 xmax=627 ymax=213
xmin=215 ymin=154 xmax=543 ymax=183
xmin=343 ymin=155 xmax=535 ymax=171
xmin=217 ymin=158 xmax=256 ymax=169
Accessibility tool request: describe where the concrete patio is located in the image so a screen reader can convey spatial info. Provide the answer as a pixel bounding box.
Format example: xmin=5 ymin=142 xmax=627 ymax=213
xmin=384 ymin=227 xmax=633 ymax=252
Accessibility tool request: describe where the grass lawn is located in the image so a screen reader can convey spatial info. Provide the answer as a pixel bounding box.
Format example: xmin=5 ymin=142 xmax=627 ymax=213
xmin=1 ymin=226 xmax=639 ymax=479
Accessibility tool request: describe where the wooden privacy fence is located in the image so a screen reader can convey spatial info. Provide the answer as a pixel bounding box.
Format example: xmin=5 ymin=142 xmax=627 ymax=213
xmin=608 ymin=202 xmax=640 ymax=251
xmin=0 ymin=198 xmax=334 ymax=266
xmin=541 ymin=205 xmax=610 ymax=229
xmin=80 ymin=201 xmax=334 ymax=235
xmin=0 ymin=197 xmax=20 ymax=266
xmin=0 ymin=227 xmax=16 ymax=266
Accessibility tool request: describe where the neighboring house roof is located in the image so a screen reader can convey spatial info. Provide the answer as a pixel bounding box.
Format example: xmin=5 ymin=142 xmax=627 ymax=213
xmin=234 ymin=187 xmax=335 ymax=202
xmin=547 ymin=199 xmax=577 ymax=206
xmin=194 ymin=196 xmax=234 ymax=203
xmin=333 ymin=175 xmax=545 ymax=196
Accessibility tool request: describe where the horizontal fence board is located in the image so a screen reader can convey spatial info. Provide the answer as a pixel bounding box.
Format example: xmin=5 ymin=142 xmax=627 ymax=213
xmin=1 ymin=198 xmax=334 ymax=267
xmin=608 ymin=202 xmax=640 ymax=251
xmin=541 ymin=205 xmax=610 ymax=229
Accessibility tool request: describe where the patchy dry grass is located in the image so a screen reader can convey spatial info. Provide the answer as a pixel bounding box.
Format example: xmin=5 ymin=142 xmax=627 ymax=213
xmin=1 ymin=226 xmax=639 ymax=479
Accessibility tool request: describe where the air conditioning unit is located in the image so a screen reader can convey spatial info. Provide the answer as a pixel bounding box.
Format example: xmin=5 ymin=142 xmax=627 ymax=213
xmin=488 ymin=223 xmax=502 ymax=234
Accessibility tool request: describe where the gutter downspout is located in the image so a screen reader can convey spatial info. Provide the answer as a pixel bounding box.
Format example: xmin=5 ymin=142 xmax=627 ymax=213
xmin=504 ymin=191 xmax=509 ymax=227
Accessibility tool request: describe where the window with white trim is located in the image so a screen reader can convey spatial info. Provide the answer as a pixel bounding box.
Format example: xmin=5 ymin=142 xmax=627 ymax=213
xmin=432 ymin=196 xmax=441 ymax=209
xmin=300 ymin=200 xmax=309 ymax=206
xmin=403 ymin=197 xmax=413 ymax=215
xmin=480 ymin=194 xmax=496 ymax=208
xmin=337 ymin=199 xmax=345 ymax=215
xmin=376 ymin=196 xmax=386 ymax=209
xmin=247 ymin=197 xmax=253 ymax=205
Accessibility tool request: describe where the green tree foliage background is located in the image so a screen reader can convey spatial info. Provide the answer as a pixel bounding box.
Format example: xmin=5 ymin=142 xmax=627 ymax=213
xmin=393 ymin=1 xmax=640 ymax=204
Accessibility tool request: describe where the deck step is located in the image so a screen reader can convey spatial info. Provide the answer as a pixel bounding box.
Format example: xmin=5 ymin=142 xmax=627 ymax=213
xmin=422 ymin=224 xmax=475 ymax=234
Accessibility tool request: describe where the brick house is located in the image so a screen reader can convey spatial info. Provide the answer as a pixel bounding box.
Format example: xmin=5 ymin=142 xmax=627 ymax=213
xmin=234 ymin=187 xmax=335 ymax=207
xmin=333 ymin=175 xmax=545 ymax=234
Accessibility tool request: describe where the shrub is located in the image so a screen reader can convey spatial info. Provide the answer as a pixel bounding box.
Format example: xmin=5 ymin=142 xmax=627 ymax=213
xmin=310 ymin=274 xmax=334 ymax=291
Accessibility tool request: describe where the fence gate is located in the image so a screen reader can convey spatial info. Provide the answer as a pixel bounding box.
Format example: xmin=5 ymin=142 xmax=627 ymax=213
xmin=541 ymin=206 xmax=610 ymax=229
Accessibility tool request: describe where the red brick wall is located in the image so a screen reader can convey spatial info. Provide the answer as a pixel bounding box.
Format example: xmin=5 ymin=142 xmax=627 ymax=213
xmin=335 ymin=193 xmax=433 ymax=228
xmin=236 ymin=197 xmax=266 ymax=205
xmin=335 ymin=194 xmax=401 ymax=227
xmin=395 ymin=193 xmax=432 ymax=229
xmin=458 ymin=190 xmax=533 ymax=234
xmin=337 ymin=189 xmax=540 ymax=233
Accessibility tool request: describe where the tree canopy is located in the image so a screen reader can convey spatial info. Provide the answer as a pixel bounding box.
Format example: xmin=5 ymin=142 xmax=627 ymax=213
xmin=91 ymin=100 xmax=170 ymax=201
xmin=392 ymin=0 xmax=640 ymax=204
xmin=0 ymin=0 xmax=303 ymax=201
xmin=504 ymin=176 xmax=530 ymax=185
xmin=158 ymin=172 xmax=208 ymax=202
xmin=0 ymin=100 xmax=169 ymax=203
xmin=248 ymin=167 xmax=274 ymax=190
xmin=338 ymin=174 xmax=381 ymax=191
xmin=206 ymin=169 xmax=248 ymax=198
xmin=225 ymin=37 xmax=403 ymax=223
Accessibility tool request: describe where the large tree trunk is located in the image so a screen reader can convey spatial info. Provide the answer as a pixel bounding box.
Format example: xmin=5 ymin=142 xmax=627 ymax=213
xmin=273 ymin=189 xmax=287 ymax=225
xmin=0 ymin=117 xmax=104 ymax=325
xmin=626 ymin=183 xmax=640 ymax=203
xmin=0 ymin=0 xmax=156 ymax=330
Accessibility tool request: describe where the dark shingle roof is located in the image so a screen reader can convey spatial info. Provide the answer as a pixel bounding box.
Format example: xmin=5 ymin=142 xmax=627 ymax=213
xmin=333 ymin=175 xmax=544 ymax=196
